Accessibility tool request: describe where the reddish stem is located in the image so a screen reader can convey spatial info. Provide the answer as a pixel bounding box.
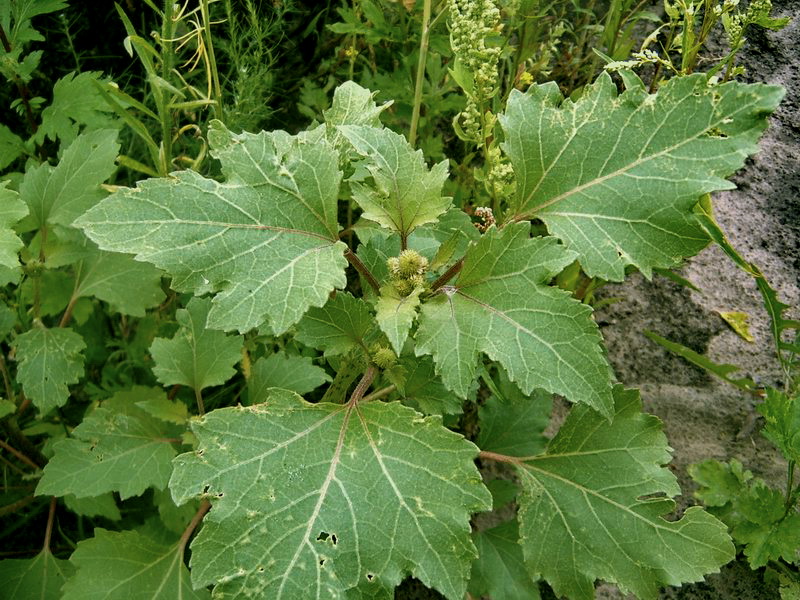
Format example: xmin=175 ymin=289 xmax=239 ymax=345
xmin=42 ymin=497 xmax=57 ymax=551
xmin=429 ymin=258 xmax=464 ymax=293
xmin=349 ymin=365 xmax=377 ymax=406
xmin=344 ymin=247 xmax=380 ymax=294
xmin=179 ymin=500 xmax=211 ymax=555
xmin=0 ymin=438 xmax=40 ymax=471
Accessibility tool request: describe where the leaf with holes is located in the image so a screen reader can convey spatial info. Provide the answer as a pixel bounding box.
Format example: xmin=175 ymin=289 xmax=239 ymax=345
xmin=513 ymin=386 xmax=734 ymax=599
xmin=500 ymin=72 xmax=783 ymax=280
xmin=415 ymin=223 xmax=613 ymax=416
xmin=76 ymin=120 xmax=347 ymax=334
xmin=169 ymin=389 xmax=491 ymax=599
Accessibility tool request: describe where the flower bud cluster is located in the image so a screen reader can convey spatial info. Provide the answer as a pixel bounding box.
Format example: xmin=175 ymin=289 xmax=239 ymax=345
xmin=370 ymin=344 xmax=397 ymax=369
xmin=387 ymin=249 xmax=429 ymax=297
xmin=472 ymin=206 xmax=495 ymax=233
xmin=449 ymin=0 xmax=502 ymax=143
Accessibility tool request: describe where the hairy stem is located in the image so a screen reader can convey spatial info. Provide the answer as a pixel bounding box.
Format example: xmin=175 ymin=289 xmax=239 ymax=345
xmin=344 ymin=247 xmax=381 ymax=294
xmin=42 ymin=497 xmax=57 ymax=551
xmin=478 ymin=450 xmax=523 ymax=465
xmin=179 ymin=500 xmax=211 ymax=555
xmin=349 ymin=365 xmax=377 ymax=406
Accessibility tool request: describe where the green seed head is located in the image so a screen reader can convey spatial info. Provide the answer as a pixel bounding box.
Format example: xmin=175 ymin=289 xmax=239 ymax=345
xmin=397 ymin=250 xmax=428 ymax=278
xmin=371 ymin=346 xmax=397 ymax=369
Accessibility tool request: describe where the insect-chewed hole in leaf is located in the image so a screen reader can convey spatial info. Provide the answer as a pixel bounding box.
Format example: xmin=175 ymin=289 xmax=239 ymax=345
xmin=331 ymin=533 xmax=337 ymax=545
xmin=257 ymin=567 xmax=265 ymax=573
xmin=366 ymin=573 xmax=375 ymax=582
xmin=316 ymin=531 xmax=330 ymax=542
xmin=319 ymin=559 xmax=326 ymax=566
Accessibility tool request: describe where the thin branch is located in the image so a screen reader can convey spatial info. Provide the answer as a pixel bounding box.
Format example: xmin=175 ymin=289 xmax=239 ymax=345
xmin=408 ymin=0 xmax=432 ymax=147
xmin=0 ymin=351 xmax=15 ymax=405
xmin=478 ymin=450 xmax=523 ymax=465
xmin=429 ymin=257 xmax=464 ymax=293
xmin=344 ymin=247 xmax=381 ymax=294
xmin=0 ymin=438 xmax=40 ymax=471
xmin=58 ymin=294 xmax=79 ymax=328
xmin=179 ymin=500 xmax=211 ymax=555
xmin=2 ymin=418 xmax=47 ymax=467
xmin=42 ymin=497 xmax=57 ymax=552
xmin=0 ymin=494 xmax=35 ymax=517
xmin=349 ymin=365 xmax=377 ymax=406
xmin=361 ymin=384 xmax=396 ymax=403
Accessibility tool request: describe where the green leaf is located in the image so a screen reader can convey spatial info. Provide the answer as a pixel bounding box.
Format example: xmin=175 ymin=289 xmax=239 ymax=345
xmin=643 ymin=330 xmax=757 ymax=392
xmin=295 ymin=292 xmax=375 ymax=356
xmin=136 ymin=394 xmax=190 ymax=426
xmin=323 ymin=81 xmax=389 ymax=129
xmin=71 ymin=238 xmax=165 ymax=317
xmin=375 ymin=284 xmax=421 ymax=354
xmin=734 ymin=482 xmax=800 ymax=568
xmin=0 ymin=398 xmax=15 ymax=418
xmin=477 ymin=373 xmax=551 ymax=457
xmin=34 ymin=71 xmax=119 ymax=146
xmin=169 ymin=389 xmax=491 ymax=599
xmin=514 ymin=386 xmax=734 ymax=599
xmin=0 ymin=123 xmax=25 ymax=169
xmin=469 ymin=520 xmax=540 ymax=600
xmin=416 ymin=223 xmax=613 ymax=416
xmin=12 ymin=327 xmax=85 ymax=414
xmin=0 ymin=549 xmax=75 ymax=600
xmin=64 ymin=493 xmax=122 ymax=521
xmin=19 ymin=129 xmax=119 ymax=230
xmin=393 ymin=355 xmax=463 ymax=416
xmin=339 ymin=125 xmax=450 ymax=238
xmin=37 ymin=387 xmax=178 ymax=500
xmin=150 ymin=297 xmax=242 ymax=393
xmin=248 ymin=352 xmax=331 ymax=399
xmin=500 ymin=73 xmax=783 ymax=280
xmin=0 ymin=181 xmax=28 ymax=268
xmin=688 ymin=458 xmax=752 ymax=508
xmin=76 ymin=120 xmax=347 ymax=334
xmin=61 ymin=528 xmax=209 ymax=600
xmin=758 ymin=388 xmax=800 ymax=463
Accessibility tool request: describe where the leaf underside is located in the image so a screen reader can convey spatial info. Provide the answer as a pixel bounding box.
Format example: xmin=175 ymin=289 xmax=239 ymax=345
xmin=169 ymin=389 xmax=491 ymax=600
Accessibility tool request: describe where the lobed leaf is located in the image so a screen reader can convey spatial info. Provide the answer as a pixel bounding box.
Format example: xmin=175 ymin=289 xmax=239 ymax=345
xmin=76 ymin=120 xmax=348 ymax=334
xmin=339 ymin=125 xmax=450 ymax=239
xmin=248 ymin=352 xmax=331 ymax=399
xmin=37 ymin=387 xmax=178 ymax=499
xmin=415 ymin=223 xmax=613 ymax=416
xmin=514 ymin=386 xmax=734 ymax=599
xmin=469 ymin=520 xmax=540 ymax=600
xmin=12 ymin=327 xmax=85 ymax=414
xmin=150 ymin=297 xmax=242 ymax=393
xmin=0 ymin=181 xmax=29 ymax=268
xmin=61 ymin=529 xmax=209 ymax=600
xmin=169 ymin=389 xmax=491 ymax=599
xmin=501 ymin=72 xmax=784 ymax=280
xmin=0 ymin=549 xmax=74 ymax=600
xmin=295 ymin=292 xmax=376 ymax=356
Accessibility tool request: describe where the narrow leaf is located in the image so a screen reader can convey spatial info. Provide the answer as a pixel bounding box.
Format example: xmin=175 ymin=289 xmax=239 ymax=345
xmin=169 ymin=390 xmax=491 ymax=599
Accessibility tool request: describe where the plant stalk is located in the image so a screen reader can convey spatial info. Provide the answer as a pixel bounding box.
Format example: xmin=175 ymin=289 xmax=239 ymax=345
xmin=349 ymin=365 xmax=377 ymax=405
xmin=179 ymin=500 xmax=211 ymax=555
xmin=429 ymin=257 xmax=464 ymax=292
xmin=0 ymin=439 xmax=40 ymax=471
xmin=344 ymin=248 xmax=381 ymax=294
xmin=42 ymin=497 xmax=57 ymax=551
xmin=408 ymin=0 xmax=433 ymax=148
